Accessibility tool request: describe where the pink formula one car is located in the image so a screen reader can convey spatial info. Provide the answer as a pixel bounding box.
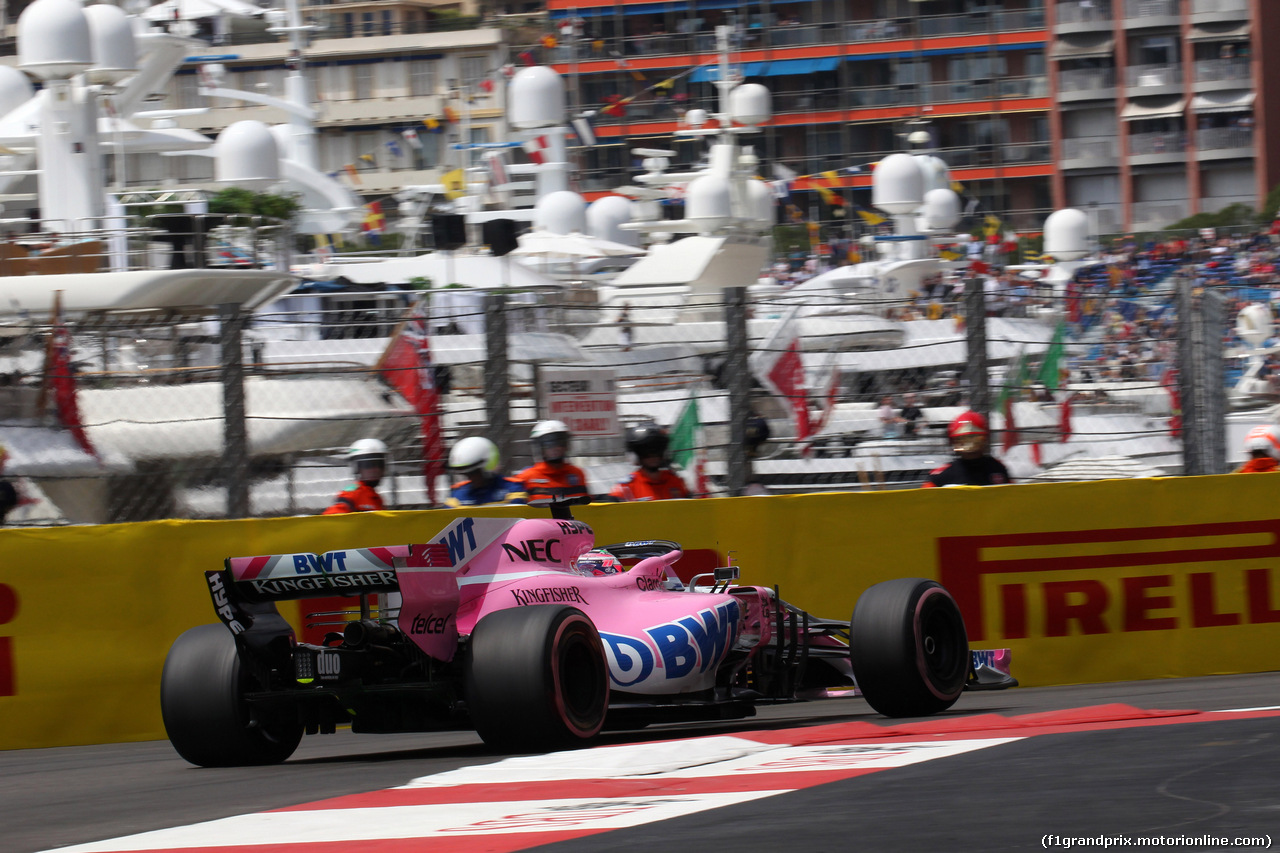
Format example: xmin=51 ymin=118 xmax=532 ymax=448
xmin=161 ymin=507 xmax=1016 ymax=766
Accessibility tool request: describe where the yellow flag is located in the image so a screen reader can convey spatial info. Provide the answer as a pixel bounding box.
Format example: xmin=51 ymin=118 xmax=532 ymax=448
xmin=441 ymin=168 xmax=467 ymax=200
xmin=856 ymin=206 xmax=886 ymax=226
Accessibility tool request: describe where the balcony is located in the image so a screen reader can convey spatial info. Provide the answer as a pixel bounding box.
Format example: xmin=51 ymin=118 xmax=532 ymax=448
xmin=1055 ymin=1 xmax=1113 ymax=34
xmin=1128 ymin=130 xmax=1186 ymax=165
xmin=1190 ymin=0 xmax=1249 ymax=24
xmin=1123 ymin=0 xmax=1180 ymax=29
xmin=1062 ymin=135 xmax=1120 ymax=169
xmin=1193 ymin=58 xmax=1253 ymax=91
xmin=1196 ymin=126 xmax=1255 ymax=160
xmin=1131 ymin=200 xmax=1187 ymax=230
xmin=1059 ymin=67 xmax=1117 ymax=103
xmin=1124 ymin=63 xmax=1182 ymax=97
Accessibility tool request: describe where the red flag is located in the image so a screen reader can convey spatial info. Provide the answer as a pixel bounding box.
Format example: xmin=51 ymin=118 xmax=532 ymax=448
xmin=753 ymin=309 xmax=815 ymax=445
xmin=378 ymin=301 xmax=444 ymax=504
xmin=42 ymin=292 xmax=97 ymax=459
xmin=1060 ymin=392 xmax=1073 ymax=441
xmin=522 ymin=135 xmax=549 ymax=165
xmin=1001 ymin=394 xmax=1017 ymax=452
xmin=1162 ymin=368 xmax=1182 ymax=439
xmin=767 ymin=339 xmax=811 ymax=443
xmin=693 ymin=453 xmax=709 ymax=497
xmin=969 ymin=259 xmax=989 ymax=276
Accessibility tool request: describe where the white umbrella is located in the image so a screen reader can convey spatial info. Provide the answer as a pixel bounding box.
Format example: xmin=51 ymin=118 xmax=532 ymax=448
xmin=509 ymin=230 xmax=644 ymax=259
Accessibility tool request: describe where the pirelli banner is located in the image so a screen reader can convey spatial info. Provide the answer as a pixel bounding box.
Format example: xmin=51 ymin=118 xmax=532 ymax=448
xmin=1 ymin=473 xmax=1279 ymax=749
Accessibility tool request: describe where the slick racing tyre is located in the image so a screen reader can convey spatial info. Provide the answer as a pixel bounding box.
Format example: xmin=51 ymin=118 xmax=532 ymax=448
xmin=160 ymin=624 xmax=303 ymax=767
xmin=849 ymin=578 xmax=969 ymax=718
xmin=465 ymin=605 xmax=609 ymax=751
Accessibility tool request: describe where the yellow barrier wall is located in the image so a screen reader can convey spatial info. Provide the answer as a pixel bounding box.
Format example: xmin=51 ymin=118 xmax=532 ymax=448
xmin=3 ymin=474 xmax=1279 ymax=750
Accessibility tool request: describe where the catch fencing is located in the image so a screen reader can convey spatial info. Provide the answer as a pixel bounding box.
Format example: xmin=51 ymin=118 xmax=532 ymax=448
xmin=0 ymin=258 xmax=1256 ymax=524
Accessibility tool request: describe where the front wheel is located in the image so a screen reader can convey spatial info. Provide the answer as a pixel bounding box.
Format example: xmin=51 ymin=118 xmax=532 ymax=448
xmin=160 ymin=624 xmax=302 ymax=767
xmin=465 ymin=606 xmax=609 ymax=751
xmin=849 ymin=578 xmax=969 ymax=718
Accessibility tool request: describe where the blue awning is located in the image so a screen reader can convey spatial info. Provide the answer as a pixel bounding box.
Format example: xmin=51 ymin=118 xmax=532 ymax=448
xmin=764 ymin=57 xmax=840 ymax=76
xmin=689 ymin=61 xmax=768 ymax=82
xmin=551 ymin=2 xmax=688 ymax=17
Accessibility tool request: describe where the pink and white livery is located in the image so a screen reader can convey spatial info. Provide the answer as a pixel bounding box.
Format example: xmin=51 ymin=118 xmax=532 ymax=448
xmin=161 ymin=508 xmax=1016 ymax=766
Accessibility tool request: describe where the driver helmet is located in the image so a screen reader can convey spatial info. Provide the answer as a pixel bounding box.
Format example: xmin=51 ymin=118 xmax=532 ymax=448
xmin=346 ymin=438 xmax=387 ymax=486
xmin=449 ymin=436 xmax=500 ymax=478
xmin=531 ymin=419 xmax=571 ymax=464
xmin=947 ymin=411 xmax=989 ymax=455
xmin=625 ymin=422 xmax=670 ymax=469
xmin=575 ymin=549 xmax=623 ymax=576
xmin=1244 ymin=424 xmax=1280 ymax=459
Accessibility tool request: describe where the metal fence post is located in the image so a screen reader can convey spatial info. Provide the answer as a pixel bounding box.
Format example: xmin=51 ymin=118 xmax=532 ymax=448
xmin=219 ymin=302 xmax=249 ymax=518
xmin=484 ymin=293 xmax=513 ymax=466
xmin=725 ymin=287 xmax=750 ymax=496
xmin=1178 ymin=277 xmax=1227 ymax=475
xmin=963 ymin=277 xmax=991 ymax=419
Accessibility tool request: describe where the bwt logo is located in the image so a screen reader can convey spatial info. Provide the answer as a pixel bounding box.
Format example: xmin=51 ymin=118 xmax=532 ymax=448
xmin=599 ymin=601 xmax=741 ymax=687
xmin=0 ymin=583 xmax=17 ymax=696
xmin=439 ymin=518 xmax=478 ymax=565
xmin=939 ymin=521 xmax=1280 ymax=641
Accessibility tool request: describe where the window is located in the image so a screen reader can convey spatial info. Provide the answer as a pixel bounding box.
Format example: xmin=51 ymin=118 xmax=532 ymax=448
xmin=461 ymin=56 xmax=487 ymax=86
xmin=354 ymin=64 xmax=374 ymax=100
xmin=173 ymin=74 xmax=199 ymax=110
xmin=409 ymin=59 xmax=436 ymax=97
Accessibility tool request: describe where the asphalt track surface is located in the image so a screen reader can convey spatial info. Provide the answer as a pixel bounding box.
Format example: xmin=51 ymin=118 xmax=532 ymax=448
xmin=6 ymin=672 xmax=1280 ymax=853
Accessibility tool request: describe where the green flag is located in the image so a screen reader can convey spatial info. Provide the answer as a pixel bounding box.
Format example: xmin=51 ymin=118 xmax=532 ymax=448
xmin=669 ymin=396 xmax=700 ymax=470
xmin=1036 ymin=321 xmax=1068 ymax=392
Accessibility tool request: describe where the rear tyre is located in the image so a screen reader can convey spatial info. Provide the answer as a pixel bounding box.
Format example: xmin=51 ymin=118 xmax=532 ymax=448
xmin=160 ymin=624 xmax=302 ymax=767
xmin=465 ymin=606 xmax=609 ymax=751
xmin=849 ymin=578 xmax=969 ymax=718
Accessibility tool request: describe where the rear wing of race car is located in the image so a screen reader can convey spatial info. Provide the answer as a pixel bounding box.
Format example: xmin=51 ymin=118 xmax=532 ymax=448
xmin=207 ymin=543 xmax=453 ymax=646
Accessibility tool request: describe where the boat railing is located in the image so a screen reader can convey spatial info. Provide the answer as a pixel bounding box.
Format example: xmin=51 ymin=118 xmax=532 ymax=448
xmin=0 ymin=214 xmax=292 ymax=274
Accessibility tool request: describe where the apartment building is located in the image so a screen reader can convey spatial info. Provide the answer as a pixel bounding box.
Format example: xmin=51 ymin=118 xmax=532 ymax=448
xmin=545 ymin=0 xmax=1053 ymax=230
xmin=1051 ymin=0 xmax=1279 ymax=234
xmin=544 ymin=0 xmax=1280 ymax=235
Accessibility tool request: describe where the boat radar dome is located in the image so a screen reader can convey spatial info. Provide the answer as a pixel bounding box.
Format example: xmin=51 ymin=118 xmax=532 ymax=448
xmin=914 ymin=154 xmax=950 ymax=193
xmin=587 ymin=196 xmax=639 ymax=246
xmin=509 ymin=66 xmax=565 ymax=129
xmin=18 ymin=0 xmax=92 ymax=80
xmin=534 ymin=190 xmax=587 ymax=235
xmin=729 ymin=83 xmax=771 ymax=126
xmin=0 ymin=67 xmax=35 ymax=118
xmin=1043 ymin=208 xmax=1090 ymax=262
xmin=85 ymin=4 xmax=137 ymax=85
xmin=872 ymin=153 xmax=925 ymax=215
xmin=745 ymin=178 xmax=775 ymax=230
xmin=921 ymin=188 xmax=961 ymax=231
xmin=1236 ymin=302 xmax=1273 ymax=348
xmin=686 ymin=173 xmax=731 ymax=234
xmin=215 ymin=121 xmax=280 ymax=189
